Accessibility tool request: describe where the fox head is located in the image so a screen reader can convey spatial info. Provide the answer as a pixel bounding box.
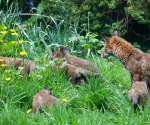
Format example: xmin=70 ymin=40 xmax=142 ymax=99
xmin=101 ymin=29 xmax=119 ymax=58
xmin=50 ymin=46 xmax=69 ymax=60
xmin=42 ymin=86 xmax=53 ymax=95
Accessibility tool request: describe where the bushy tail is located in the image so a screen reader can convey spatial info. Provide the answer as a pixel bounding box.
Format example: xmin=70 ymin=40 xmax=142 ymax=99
xmin=131 ymin=94 xmax=140 ymax=111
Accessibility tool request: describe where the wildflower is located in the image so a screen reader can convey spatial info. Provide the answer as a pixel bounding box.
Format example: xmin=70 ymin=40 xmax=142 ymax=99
xmin=11 ymin=32 xmax=19 ymax=36
xmin=6 ymin=77 xmax=11 ymax=81
xmin=0 ymin=59 xmax=4 ymax=62
xmin=19 ymin=75 xmax=23 ymax=77
xmin=62 ymin=98 xmax=67 ymax=103
xmin=2 ymin=26 xmax=7 ymax=30
xmin=1 ymin=64 xmax=7 ymax=67
xmin=10 ymin=29 xmax=16 ymax=33
xmin=5 ymin=70 xmax=10 ymax=73
xmin=18 ymin=40 xmax=24 ymax=44
xmin=19 ymin=51 xmax=27 ymax=56
xmin=26 ymin=109 xmax=32 ymax=113
xmin=12 ymin=41 xmax=18 ymax=44
xmin=0 ymin=39 xmax=3 ymax=42
xmin=0 ymin=31 xmax=7 ymax=35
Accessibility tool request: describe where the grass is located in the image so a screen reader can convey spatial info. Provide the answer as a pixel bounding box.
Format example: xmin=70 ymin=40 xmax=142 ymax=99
xmin=1 ymin=4 xmax=150 ymax=125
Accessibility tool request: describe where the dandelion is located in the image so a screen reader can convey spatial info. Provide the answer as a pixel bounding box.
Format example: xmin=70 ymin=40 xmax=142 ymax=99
xmin=11 ymin=32 xmax=19 ymax=36
xmin=12 ymin=41 xmax=18 ymax=44
xmin=19 ymin=51 xmax=27 ymax=56
xmin=0 ymin=59 xmax=4 ymax=62
xmin=19 ymin=75 xmax=23 ymax=77
xmin=1 ymin=64 xmax=7 ymax=67
xmin=5 ymin=70 xmax=10 ymax=73
xmin=10 ymin=29 xmax=16 ymax=32
xmin=62 ymin=98 xmax=67 ymax=103
xmin=0 ymin=31 xmax=7 ymax=35
xmin=0 ymin=39 xmax=3 ymax=42
xmin=18 ymin=40 xmax=24 ymax=44
xmin=15 ymin=33 xmax=19 ymax=37
xmin=26 ymin=109 xmax=32 ymax=113
xmin=2 ymin=26 xmax=7 ymax=30
xmin=6 ymin=77 xmax=11 ymax=81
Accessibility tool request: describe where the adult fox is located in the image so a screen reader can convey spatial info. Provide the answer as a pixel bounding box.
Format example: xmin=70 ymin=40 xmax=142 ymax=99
xmin=101 ymin=29 xmax=150 ymax=88
xmin=0 ymin=56 xmax=36 ymax=76
xmin=50 ymin=46 xmax=100 ymax=74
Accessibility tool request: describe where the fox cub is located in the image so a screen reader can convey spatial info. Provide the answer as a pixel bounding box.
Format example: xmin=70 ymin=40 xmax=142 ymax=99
xmin=0 ymin=56 xmax=36 ymax=75
xmin=128 ymin=79 xmax=149 ymax=112
xmin=32 ymin=87 xmax=58 ymax=113
xmin=50 ymin=46 xmax=100 ymax=74
xmin=52 ymin=59 xmax=100 ymax=85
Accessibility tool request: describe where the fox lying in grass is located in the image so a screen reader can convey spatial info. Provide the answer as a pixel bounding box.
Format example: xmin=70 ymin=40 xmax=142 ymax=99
xmin=50 ymin=46 xmax=100 ymax=74
xmin=128 ymin=79 xmax=149 ymax=112
xmin=52 ymin=58 xmax=100 ymax=85
xmin=32 ymin=86 xmax=58 ymax=113
xmin=0 ymin=56 xmax=36 ymax=76
xmin=101 ymin=29 xmax=150 ymax=88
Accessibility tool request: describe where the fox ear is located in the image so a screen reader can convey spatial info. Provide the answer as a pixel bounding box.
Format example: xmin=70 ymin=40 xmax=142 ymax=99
xmin=51 ymin=48 xmax=54 ymax=53
xmin=101 ymin=35 xmax=109 ymax=42
xmin=43 ymin=86 xmax=48 ymax=90
xmin=112 ymin=29 xmax=119 ymax=36
xmin=60 ymin=46 xmax=68 ymax=56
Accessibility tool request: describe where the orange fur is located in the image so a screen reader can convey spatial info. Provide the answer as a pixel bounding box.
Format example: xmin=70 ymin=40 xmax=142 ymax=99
xmin=0 ymin=56 xmax=36 ymax=75
xmin=101 ymin=30 xmax=150 ymax=88
xmin=50 ymin=46 xmax=100 ymax=74
xmin=32 ymin=87 xmax=58 ymax=113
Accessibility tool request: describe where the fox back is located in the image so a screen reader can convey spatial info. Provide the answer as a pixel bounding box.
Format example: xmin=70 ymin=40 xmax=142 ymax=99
xmin=50 ymin=46 xmax=100 ymax=74
xmin=128 ymin=80 xmax=148 ymax=111
xmin=0 ymin=56 xmax=36 ymax=75
xmin=32 ymin=87 xmax=58 ymax=113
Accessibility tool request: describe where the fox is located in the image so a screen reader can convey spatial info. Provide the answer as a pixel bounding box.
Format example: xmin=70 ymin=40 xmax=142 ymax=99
xmin=52 ymin=59 xmax=100 ymax=85
xmin=32 ymin=86 xmax=59 ymax=113
xmin=128 ymin=79 xmax=149 ymax=112
xmin=50 ymin=46 xmax=100 ymax=74
xmin=0 ymin=56 xmax=36 ymax=76
xmin=101 ymin=29 xmax=150 ymax=88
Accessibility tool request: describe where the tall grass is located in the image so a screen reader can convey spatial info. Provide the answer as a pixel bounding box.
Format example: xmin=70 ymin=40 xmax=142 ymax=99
xmin=1 ymin=3 xmax=150 ymax=125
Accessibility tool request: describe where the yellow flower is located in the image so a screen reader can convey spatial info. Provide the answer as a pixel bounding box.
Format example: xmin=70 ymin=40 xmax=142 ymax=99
xmin=2 ymin=26 xmax=7 ymax=30
xmin=0 ymin=39 xmax=3 ymax=42
xmin=19 ymin=51 xmax=27 ymax=56
xmin=26 ymin=109 xmax=32 ymax=113
xmin=0 ymin=59 xmax=4 ymax=62
xmin=6 ymin=77 xmax=11 ymax=81
xmin=5 ymin=70 xmax=10 ymax=73
xmin=12 ymin=41 xmax=18 ymax=44
xmin=62 ymin=98 xmax=67 ymax=103
xmin=18 ymin=40 xmax=24 ymax=43
xmin=11 ymin=32 xmax=19 ymax=36
xmin=10 ymin=29 xmax=16 ymax=32
xmin=19 ymin=75 xmax=23 ymax=77
xmin=0 ymin=31 xmax=7 ymax=35
xmin=1 ymin=64 xmax=7 ymax=67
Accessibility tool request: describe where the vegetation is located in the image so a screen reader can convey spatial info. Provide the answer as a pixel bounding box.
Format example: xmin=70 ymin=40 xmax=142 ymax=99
xmin=0 ymin=2 xmax=150 ymax=125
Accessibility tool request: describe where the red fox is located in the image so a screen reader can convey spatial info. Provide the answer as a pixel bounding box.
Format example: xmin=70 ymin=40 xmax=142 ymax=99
xmin=128 ymin=79 xmax=148 ymax=112
xmin=52 ymin=59 xmax=100 ymax=85
xmin=0 ymin=56 xmax=36 ymax=75
xmin=32 ymin=87 xmax=58 ymax=113
xmin=101 ymin=29 xmax=150 ymax=88
xmin=50 ymin=46 xmax=100 ymax=74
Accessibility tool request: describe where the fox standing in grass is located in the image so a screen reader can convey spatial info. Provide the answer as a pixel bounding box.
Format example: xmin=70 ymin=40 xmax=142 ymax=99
xmin=101 ymin=29 xmax=150 ymax=88
xmin=32 ymin=87 xmax=58 ymax=113
xmin=128 ymin=79 xmax=148 ymax=112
